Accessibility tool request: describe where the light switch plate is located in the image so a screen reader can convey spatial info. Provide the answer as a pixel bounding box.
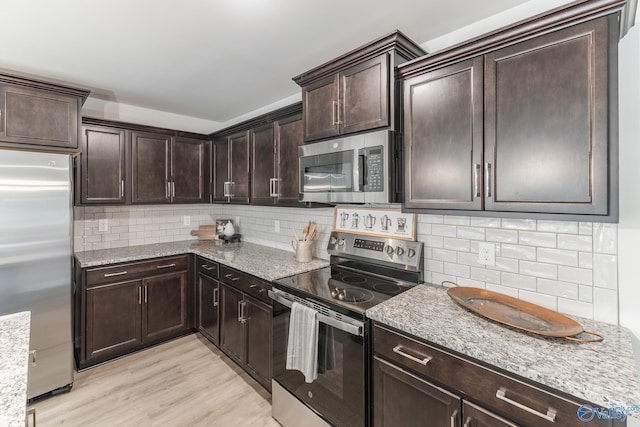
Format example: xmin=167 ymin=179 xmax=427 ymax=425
xmin=183 ymin=216 xmax=191 ymax=226
xmin=274 ymin=220 xmax=280 ymax=232
xmin=98 ymin=219 xmax=108 ymax=232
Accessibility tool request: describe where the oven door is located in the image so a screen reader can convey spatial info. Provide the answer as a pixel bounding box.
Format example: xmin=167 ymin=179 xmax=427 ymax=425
xmin=270 ymin=291 xmax=367 ymax=427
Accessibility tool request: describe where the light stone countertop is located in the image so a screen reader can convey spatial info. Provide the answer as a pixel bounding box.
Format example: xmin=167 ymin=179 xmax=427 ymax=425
xmin=366 ymin=283 xmax=640 ymax=415
xmin=0 ymin=311 xmax=30 ymax=427
xmin=75 ymin=240 xmax=329 ymax=282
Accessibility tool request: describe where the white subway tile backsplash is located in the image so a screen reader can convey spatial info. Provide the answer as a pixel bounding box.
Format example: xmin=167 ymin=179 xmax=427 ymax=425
xmin=485 ymin=228 xmax=518 ymax=243
xmin=74 ymin=205 xmax=620 ymax=325
xmin=519 ymin=231 xmax=556 ymax=248
xmin=594 ymin=223 xmax=617 ymax=255
xmin=501 ymin=272 xmax=536 ymax=291
xmin=558 ymin=266 xmax=592 ymax=286
xmin=501 ymin=244 xmax=536 ymax=261
xmin=536 ymin=278 xmax=579 ymax=299
xmin=501 ymin=218 xmax=536 ymax=230
xmin=537 ymin=248 xmax=578 ymax=267
xmin=593 ymin=288 xmax=619 ymax=323
xmin=593 ymin=254 xmax=618 ymax=290
xmin=519 ymin=261 xmax=557 ymax=280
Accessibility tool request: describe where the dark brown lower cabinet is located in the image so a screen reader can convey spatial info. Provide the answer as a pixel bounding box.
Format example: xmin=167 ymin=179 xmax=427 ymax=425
xmin=219 ymin=267 xmax=272 ymax=391
xmin=373 ymin=356 xmax=461 ymax=427
xmin=85 ymin=280 xmax=143 ymax=361
xmin=77 ymin=256 xmax=192 ymax=369
xmin=197 ymin=273 xmax=220 ymax=345
xmin=373 ymin=323 xmax=620 ymax=427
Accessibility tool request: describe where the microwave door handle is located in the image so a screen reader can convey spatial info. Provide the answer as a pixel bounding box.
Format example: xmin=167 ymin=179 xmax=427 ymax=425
xmin=358 ymin=152 xmax=366 ymax=191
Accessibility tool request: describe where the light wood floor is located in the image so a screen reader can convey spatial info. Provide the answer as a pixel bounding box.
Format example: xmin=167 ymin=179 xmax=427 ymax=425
xmin=32 ymin=334 xmax=280 ymax=427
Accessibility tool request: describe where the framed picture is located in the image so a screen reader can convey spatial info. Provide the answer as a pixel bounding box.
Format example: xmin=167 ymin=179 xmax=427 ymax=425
xmin=333 ymin=206 xmax=417 ymax=241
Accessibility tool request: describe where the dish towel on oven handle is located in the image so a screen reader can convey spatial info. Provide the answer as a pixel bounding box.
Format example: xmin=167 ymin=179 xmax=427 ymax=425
xmin=286 ymin=301 xmax=319 ymax=383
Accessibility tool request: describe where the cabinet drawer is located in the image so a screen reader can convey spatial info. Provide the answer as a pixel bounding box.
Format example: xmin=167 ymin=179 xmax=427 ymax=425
xmin=220 ymin=266 xmax=271 ymax=304
xmin=373 ymin=324 xmax=609 ymax=427
xmin=86 ymin=256 xmax=188 ymax=286
xmin=197 ymin=257 xmax=219 ymax=279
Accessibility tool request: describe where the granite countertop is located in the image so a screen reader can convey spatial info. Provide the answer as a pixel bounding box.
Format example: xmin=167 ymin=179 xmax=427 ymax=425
xmin=367 ymin=283 xmax=640 ymax=414
xmin=0 ymin=311 xmax=30 ymax=427
xmin=75 ymin=240 xmax=329 ymax=282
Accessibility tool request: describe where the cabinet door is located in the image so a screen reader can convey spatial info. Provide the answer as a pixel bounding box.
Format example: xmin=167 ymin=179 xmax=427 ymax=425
xmin=220 ymin=283 xmax=245 ymax=364
xmin=212 ymin=139 xmax=229 ymax=202
xmin=250 ymin=124 xmax=276 ymax=205
xmin=244 ymin=296 xmax=272 ymax=390
xmin=80 ymin=125 xmax=127 ymax=204
xmin=172 ymin=137 xmax=209 ymax=203
xmin=85 ymin=280 xmax=142 ymax=361
xmin=302 ymin=74 xmax=340 ymax=141
xmin=462 ymin=401 xmax=518 ymax=427
xmin=131 ymin=132 xmax=171 ymax=203
xmin=0 ymin=84 xmax=79 ymax=149
xmin=484 ymin=17 xmax=611 ymax=215
xmin=340 ymin=54 xmax=390 ymax=135
xmin=142 ymin=271 xmax=188 ymax=342
xmin=373 ymin=357 xmax=461 ymax=427
xmin=275 ymin=115 xmax=303 ymax=206
xmin=403 ymin=57 xmax=484 ymax=210
xmin=197 ymin=273 xmax=220 ymax=344
xmin=229 ymin=132 xmax=250 ymax=204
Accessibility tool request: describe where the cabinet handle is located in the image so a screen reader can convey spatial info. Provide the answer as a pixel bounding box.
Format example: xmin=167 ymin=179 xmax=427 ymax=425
xmin=120 ymin=180 xmax=124 ymax=199
xmin=392 ymin=345 xmax=432 ymax=365
xmin=166 ymin=181 xmax=171 ymax=199
xmin=463 ymin=417 xmax=472 ymax=427
xmin=495 ymin=387 xmax=557 ymax=423
xmin=0 ymin=110 xmax=3 ymax=132
xmin=25 ymin=407 xmax=36 ymax=427
xmin=485 ymin=163 xmax=492 ymax=198
xmin=450 ymin=409 xmax=458 ymax=427
xmin=144 ymin=285 xmax=148 ymax=304
xmin=229 ymin=181 xmax=235 ymax=198
xmin=213 ymin=287 xmax=219 ymax=307
xmin=270 ymin=178 xmax=278 ymax=197
xmin=171 ymin=181 xmax=175 ymax=198
xmin=223 ymin=181 xmax=231 ymax=197
xmin=337 ymin=99 xmax=342 ymax=125
xmin=237 ymin=300 xmax=243 ymax=322
xmin=104 ymin=271 xmax=127 ymax=278
xmin=201 ymin=264 xmax=216 ymax=271
xmin=138 ymin=286 xmax=142 ymax=305
xmin=156 ymin=263 xmax=176 ymax=269
xmin=473 ymin=163 xmax=481 ymax=197
xmin=29 ymin=350 xmax=36 ymax=366
xmin=332 ymin=101 xmax=338 ymax=126
xmin=225 ymin=273 xmax=240 ymax=282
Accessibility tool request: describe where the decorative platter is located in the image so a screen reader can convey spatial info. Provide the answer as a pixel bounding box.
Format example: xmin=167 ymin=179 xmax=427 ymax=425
xmin=447 ymin=286 xmax=603 ymax=342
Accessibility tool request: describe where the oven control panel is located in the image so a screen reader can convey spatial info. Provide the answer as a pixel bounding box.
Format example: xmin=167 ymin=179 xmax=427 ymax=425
xmin=328 ymin=231 xmax=423 ymax=271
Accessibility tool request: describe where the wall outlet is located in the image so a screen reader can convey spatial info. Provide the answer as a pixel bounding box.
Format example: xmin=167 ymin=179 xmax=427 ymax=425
xmin=478 ymin=242 xmax=496 ymax=266
xmin=98 ymin=219 xmax=108 ymax=232
xmin=183 ymin=215 xmax=191 ymax=226
xmin=235 ymin=216 xmax=240 ymax=226
xmin=274 ymin=220 xmax=280 ymax=232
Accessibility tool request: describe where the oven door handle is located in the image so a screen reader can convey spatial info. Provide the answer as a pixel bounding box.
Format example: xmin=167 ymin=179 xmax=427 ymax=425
xmin=268 ymin=290 xmax=365 ymax=337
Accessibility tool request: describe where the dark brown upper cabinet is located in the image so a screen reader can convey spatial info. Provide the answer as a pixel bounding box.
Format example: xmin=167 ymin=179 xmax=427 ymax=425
xmin=131 ymin=131 xmax=209 ymax=204
xmin=0 ymin=73 xmax=89 ymax=152
xmin=400 ymin=3 xmax=621 ymax=222
xmin=250 ymin=114 xmax=305 ymax=206
xmin=80 ymin=124 xmax=127 ymax=204
xmin=212 ymin=131 xmax=250 ymax=204
xmin=293 ymin=31 xmax=425 ymax=143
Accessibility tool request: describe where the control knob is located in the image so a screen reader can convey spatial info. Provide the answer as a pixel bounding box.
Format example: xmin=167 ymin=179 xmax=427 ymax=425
xmin=407 ymin=248 xmax=417 ymax=258
xmin=395 ymin=247 xmax=405 ymax=256
xmin=329 ymin=236 xmax=337 ymax=245
xmin=385 ymin=245 xmax=394 ymax=256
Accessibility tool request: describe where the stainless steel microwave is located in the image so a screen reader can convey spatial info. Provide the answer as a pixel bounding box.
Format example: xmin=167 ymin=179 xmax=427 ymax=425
xmin=298 ymin=130 xmax=396 ymax=204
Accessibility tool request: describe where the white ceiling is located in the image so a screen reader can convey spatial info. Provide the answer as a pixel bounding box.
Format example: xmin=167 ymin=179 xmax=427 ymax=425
xmin=2 ymin=0 xmax=574 ymax=131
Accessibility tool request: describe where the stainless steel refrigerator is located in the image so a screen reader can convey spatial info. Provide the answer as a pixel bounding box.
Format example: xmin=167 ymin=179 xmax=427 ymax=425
xmin=0 ymin=149 xmax=73 ymax=399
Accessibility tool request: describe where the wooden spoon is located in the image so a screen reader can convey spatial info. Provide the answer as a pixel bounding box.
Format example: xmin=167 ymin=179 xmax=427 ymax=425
xmin=302 ymin=222 xmax=310 ymax=241
xmin=308 ymin=222 xmax=317 ymax=241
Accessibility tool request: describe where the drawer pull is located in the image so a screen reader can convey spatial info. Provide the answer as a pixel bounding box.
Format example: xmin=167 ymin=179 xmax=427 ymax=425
xmin=496 ymin=387 xmax=557 ymax=423
xmin=156 ymin=263 xmax=176 ymax=269
xmin=392 ymin=345 xmax=432 ymax=366
xmin=450 ymin=409 xmax=458 ymax=427
xmin=104 ymin=271 xmax=127 ymax=278
xmin=225 ymin=273 xmax=240 ymax=282
xmin=201 ymin=264 xmax=216 ymax=271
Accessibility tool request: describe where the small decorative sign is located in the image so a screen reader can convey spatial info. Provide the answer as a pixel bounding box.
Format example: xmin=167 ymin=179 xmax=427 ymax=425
xmin=333 ymin=206 xmax=417 ymax=241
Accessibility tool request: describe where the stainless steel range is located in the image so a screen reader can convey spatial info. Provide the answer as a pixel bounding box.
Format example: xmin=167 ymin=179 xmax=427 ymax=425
xmin=270 ymin=231 xmax=423 ymax=427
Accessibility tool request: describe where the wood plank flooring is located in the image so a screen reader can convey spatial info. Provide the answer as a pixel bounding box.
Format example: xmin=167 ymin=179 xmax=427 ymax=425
xmin=32 ymin=334 xmax=280 ymax=426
